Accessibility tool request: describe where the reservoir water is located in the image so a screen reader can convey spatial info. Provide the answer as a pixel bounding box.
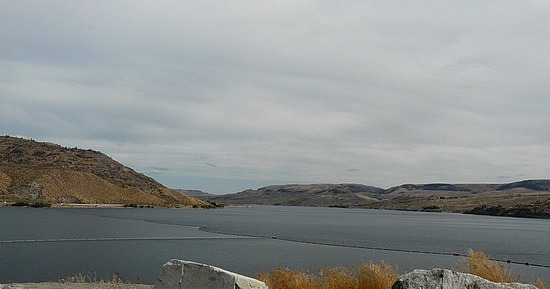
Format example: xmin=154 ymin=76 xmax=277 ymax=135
xmin=0 ymin=206 xmax=548 ymax=284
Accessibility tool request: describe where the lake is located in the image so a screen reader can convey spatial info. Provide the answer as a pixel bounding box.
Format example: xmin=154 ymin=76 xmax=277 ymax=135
xmin=0 ymin=206 xmax=548 ymax=284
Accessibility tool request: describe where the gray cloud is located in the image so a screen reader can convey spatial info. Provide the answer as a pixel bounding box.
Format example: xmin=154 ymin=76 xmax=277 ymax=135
xmin=1 ymin=1 xmax=549 ymax=193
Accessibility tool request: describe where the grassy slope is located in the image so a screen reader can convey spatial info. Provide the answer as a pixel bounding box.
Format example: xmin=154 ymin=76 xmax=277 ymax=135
xmin=0 ymin=136 xmax=204 ymax=207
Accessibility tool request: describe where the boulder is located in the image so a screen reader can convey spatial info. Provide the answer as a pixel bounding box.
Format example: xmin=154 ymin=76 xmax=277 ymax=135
xmin=392 ymin=268 xmax=537 ymax=289
xmin=154 ymin=260 xmax=268 ymax=289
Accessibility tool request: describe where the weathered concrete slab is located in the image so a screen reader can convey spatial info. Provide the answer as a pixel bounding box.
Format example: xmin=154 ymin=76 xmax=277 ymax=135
xmin=154 ymin=260 xmax=268 ymax=289
xmin=392 ymin=268 xmax=537 ymax=289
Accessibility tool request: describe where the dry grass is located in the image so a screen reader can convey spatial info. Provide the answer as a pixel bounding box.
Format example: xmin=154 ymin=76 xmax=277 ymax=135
xmin=460 ymin=249 xmax=516 ymax=283
xmin=60 ymin=272 xmax=142 ymax=284
xmin=259 ymin=252 xmax=547 ymax=289
xmin=459 ymin=249 xmax=546 ymax=289
xmin=258 ymin=261 xmax=399 ymax=289
xmin=532 ymin=279 xmax=547 ymax=289
xmin=0 ymin=136 xmax=206 ymax=207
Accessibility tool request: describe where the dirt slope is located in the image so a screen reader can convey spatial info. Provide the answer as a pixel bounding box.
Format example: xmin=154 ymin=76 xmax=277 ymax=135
xmin=0 ymin=136 xmax=204 ymax=207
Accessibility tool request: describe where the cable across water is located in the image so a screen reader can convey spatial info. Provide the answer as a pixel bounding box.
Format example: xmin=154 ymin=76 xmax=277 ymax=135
xmin=0 ymin=236 xmax=258 ymax=244
xmin=2 ymin=228 xmax=547 ymax=270
xmin=200 ymin=227 xmax=550 ymax=269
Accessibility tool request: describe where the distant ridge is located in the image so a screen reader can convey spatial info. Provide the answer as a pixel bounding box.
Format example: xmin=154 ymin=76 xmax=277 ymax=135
xmin=204 ymin=184 xmax=384 ymax=207
xmin=0 ymin=136 xmax=206 ymax=207
xmin=176 ymin=189 xmax=214 ymax=197
xmin=202 ymin=180 xmax=550 ymax=218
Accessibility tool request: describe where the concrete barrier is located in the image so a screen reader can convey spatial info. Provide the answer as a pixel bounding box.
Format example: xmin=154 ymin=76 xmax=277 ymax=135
xmin=154 ymin=260 xmax=268 ymax=289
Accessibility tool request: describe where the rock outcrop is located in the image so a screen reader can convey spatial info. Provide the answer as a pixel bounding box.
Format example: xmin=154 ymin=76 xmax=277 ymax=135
xmin=392 ymin=268 xmax=537 ymax=289
xmin=154 ymin=260 xmax=268 ymax=289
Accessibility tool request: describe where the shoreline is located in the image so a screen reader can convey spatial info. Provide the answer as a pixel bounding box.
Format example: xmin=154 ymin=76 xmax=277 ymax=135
xmin=1 ymin=203 xmax=161 ymax=209
xmin=0 ymin=283 xmax=153 ymax=289
xmin=1 ymin=202 xmax=548 ymax=219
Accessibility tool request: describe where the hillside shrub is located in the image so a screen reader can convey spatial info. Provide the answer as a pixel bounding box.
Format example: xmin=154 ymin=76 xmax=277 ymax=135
xmin=11 ymin=201 xmax=51 ymax=207
xmin=11 ymin=201 xmax=30 ymax=207
xmin=30 ymin=202 xmax=51 ymax=208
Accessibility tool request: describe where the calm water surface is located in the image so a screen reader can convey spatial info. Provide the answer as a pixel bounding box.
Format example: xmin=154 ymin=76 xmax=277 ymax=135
xmin=0 ymin=206 xmax=548 ymax=284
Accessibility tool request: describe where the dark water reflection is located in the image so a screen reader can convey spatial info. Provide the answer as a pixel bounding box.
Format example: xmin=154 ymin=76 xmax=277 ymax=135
xmin=0 ymin=206 xmax=548 ymax=284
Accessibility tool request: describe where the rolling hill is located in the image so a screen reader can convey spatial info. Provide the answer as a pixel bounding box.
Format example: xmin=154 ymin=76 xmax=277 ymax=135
xmin=205 ymin=184 xmax=384 ymax=207
xmin=0 ymin=136 xmax=206 ymax=207
xmin=202 ymin=180 xmax=550 ymax=218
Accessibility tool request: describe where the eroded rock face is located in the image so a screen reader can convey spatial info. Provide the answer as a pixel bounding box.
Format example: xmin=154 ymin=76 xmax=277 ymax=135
xmin=392 ymin=268 xmax=537 ymax=289
xmin=16 ymin=181 xmax=43 ymax=199
xmin=154 ymin=260 xmax=268 ymax=289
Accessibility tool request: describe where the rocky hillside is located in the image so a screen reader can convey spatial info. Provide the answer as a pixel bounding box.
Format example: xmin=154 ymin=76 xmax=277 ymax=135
xmin=465 ymin=198 xmax=550 ymax=219
xmin=203 ymin=180 xmax=550 ymax=218
xmin=0 ymin=136 xmax=205 ymax=207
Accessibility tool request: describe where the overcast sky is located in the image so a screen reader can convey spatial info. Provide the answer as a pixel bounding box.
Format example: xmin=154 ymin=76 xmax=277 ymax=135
xmin=1 ymin=1 xmax=549 ymax=193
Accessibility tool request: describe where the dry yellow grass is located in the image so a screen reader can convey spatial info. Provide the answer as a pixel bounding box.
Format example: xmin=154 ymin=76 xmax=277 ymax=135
xmin=532 ymin=280 xmax=547 ymax=289
xmin=258 ymin=268 xmax=315 ymax=289
xmin=459 ymin=249 xmax=546 ymax=289
xmin=258 ymin=261 xmax=398 ymax=289
xmin=0 ymin=165 xmax=205 ymax=207
xmin=259 ymin=252 xmax=547 ymax=289
xmin=355 ymin=262 xmax=399 ymax=289
xmin=0 ymin=136 xmax=207 ymax=207
xmin=459 ymin=249 xmax=515 ymax=283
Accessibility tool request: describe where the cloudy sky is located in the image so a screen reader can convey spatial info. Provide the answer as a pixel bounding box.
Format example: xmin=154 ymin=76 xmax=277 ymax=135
xmin=2 ymin=1 xmax=549 ymax=193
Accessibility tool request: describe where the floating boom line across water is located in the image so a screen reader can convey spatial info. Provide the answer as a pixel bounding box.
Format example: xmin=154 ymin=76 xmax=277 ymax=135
xmin=199 ymin=227 xmax=550 ymax=269
xmin=1 ymin=230 xmax=547 ymax=270
xmin=0 ymin=236 xmax=258 ymax=243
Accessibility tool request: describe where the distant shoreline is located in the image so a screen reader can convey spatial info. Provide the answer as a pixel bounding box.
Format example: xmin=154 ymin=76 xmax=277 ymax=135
xmin=0 ymin=202 xmax=144 ymax=209
xmin=0 ymin=282 xmax=153 ymax=288
xmin=1 ymin=202 xmax=549 ymax=219
xmin=54 ymin=203 xmax=128 ymax=208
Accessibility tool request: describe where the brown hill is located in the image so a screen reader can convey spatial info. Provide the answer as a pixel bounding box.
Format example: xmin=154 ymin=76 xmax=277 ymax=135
xmin=205 ymin=183 xmax=385 ymax=207
xmin=0 ymin=136 xmax=205 ymax=207
xmin=374 ymin=181 xmax=550 ymax=215
xmin=203 ymin=180 xmax=550 ymax=218
xmin=176 ymin=189 xmax=214 ymax=198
